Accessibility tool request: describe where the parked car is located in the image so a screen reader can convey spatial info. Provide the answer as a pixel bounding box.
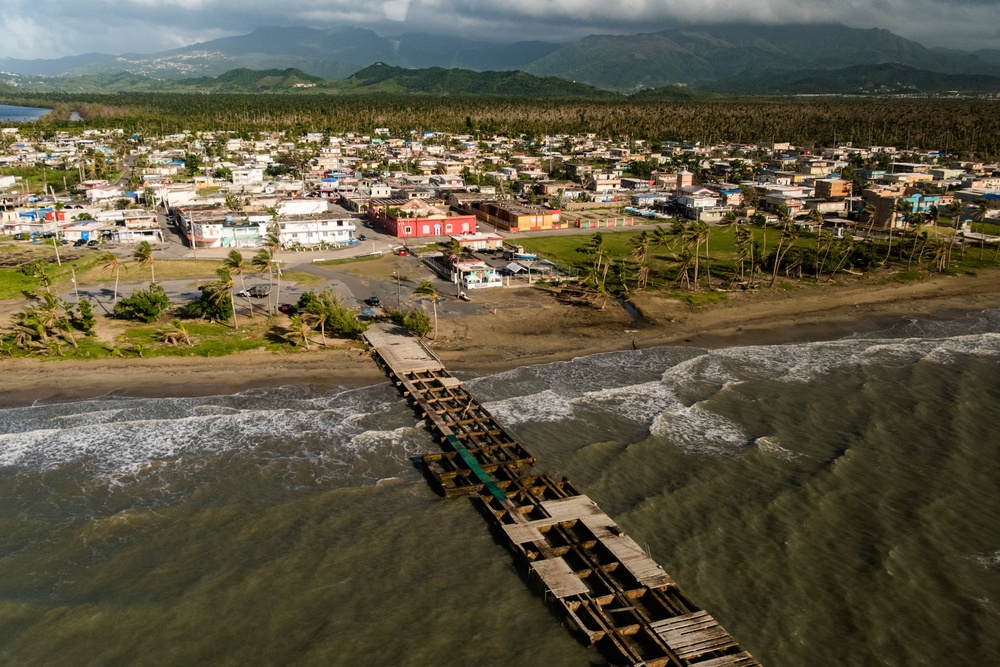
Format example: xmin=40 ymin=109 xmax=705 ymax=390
xmin=358 ymin=234 xmax=367 ymax=241
xmin=278 ymin=303 xmax=297 ymax=315
xmin=87 ymin=239 xmax=100 ymax=247
xmin=73 ymin=239 xmax=87 ymax=247
xmin=459 ymin=292 xmax=471 ymax=302
xmin=364 ymin=296 xmax=381 ymax=307
xmin=12 ymin=233 xmax=28 ymax=241
xmin=238 ymin=285 xmax=271 ymax=299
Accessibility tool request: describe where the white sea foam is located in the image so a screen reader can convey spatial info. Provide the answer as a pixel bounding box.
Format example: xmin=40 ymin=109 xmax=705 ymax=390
xmin=482 ymin=390 xmax=575 ymax=425
xmin=752 ymin=436 xmax=800 ymax=461
xmin=971 ymin=550 xmax=1000 ymax=571
xmin=0 ymin=383 xmax=413 ymax=479
xmin=649 ymin=401 xmax=748 ymax=454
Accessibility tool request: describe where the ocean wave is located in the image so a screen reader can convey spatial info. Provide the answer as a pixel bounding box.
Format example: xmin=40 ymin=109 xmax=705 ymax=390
xmin=481 ymin=389 xmax=576 ymax=425
xmin=970 ymin=550 xmax=1000 ymax=571
xmin=649 ymin=401 xmax=748 ymax=454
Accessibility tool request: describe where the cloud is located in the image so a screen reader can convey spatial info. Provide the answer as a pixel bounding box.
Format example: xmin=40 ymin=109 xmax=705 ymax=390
xmin=0 ymin=0 xmax=997 ymax=59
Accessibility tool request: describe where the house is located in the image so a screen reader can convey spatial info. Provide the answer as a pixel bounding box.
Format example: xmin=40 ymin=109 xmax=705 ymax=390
xmin=450 ymin=232 xmax=504 ymax=252
xmin=232 ymin=167 xmax=264 ymax=187
xmin=369 ymin=199 xmax=477 ymax=239
xmin=815 ymin=178 xmax=852 ymax=200
xmin=59 ymin=220 xmax=107 ymax=243
xmin=451 ymin=259 xmax=503 ymax=290
xmin=188 ymin=213 xmax=268 ymax=249
xmin=277 ymin=204 xmax=356 ymax=247
xmin=584 ymin=171 xmax=621 ymax=192
xmin=469 ymin=201 xmax=562 ymax=232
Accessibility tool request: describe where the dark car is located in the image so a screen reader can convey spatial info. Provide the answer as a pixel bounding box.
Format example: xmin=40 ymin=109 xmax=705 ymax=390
xmin=358 ymin=234 xmax=367 ymax=241
xmin=12 ymin=233 xmax=28 ymax=241
xmin=73 ymin=239 xmax=87 ymax=247
xmin=364 ymin=296 xmax=381 ymax=307
xmin=87 ymin=239 xmax=100 ymax=247
xmin=278 ymin=303 xmax=297 ymax=315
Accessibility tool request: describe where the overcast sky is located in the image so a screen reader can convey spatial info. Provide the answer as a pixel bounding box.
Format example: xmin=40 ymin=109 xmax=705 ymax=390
xmin=2 ymin=0 xmax=998 ymax=60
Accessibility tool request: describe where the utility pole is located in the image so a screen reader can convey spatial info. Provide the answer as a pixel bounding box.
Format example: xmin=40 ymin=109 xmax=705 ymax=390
xmin=395 ymin=270 xmax=401 ymax=311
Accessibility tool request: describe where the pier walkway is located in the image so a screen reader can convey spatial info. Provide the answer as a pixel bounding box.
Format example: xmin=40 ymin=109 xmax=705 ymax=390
xmin=365 ymin=323 xmax=760 ymax=667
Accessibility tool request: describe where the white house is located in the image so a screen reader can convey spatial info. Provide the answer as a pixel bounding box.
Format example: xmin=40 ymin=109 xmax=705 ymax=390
xmin=277 ymin=203 xmax=356 ymax=247
xmin=232 ymin=167 xmax=264 ymax=187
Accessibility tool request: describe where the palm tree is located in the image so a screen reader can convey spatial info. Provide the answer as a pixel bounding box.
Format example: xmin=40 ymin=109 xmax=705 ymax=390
xmin=223 ymin=249 xmax=254 ymax=319
xmin=947 ymin=200 xmax=964 ymax=228
xmin=887 ymin=200 xmax=912 ymax=264
xmin=770 ymin=219 xmax=799 ymax=287
xmin=252 ymin=247 xmax=275 ymax=315
xmin=263 ymin=222 xmax=282 ymax=309
xmin=861 ymin=206 xmax=878 ymax=240
xmin=826 ymin=236 xmax=855 ymax=282
xmin=286 ymin=314 xmax=311 ymax=350
xmin=806 ymin=208 xmax=824 ymax=234
xmin=974 ymin=199 xmax=990 ymax=260
xmin=682 ymin=222 xmax=709 ymax=290
xmin=215 ymin=268 xmax=238 ymax=329
xmin=413 ymin=280 xmax=440 ymax=340
xmin=629 ymin=230 xmax=651 ymax=290
xmin=99 ymin=251 xmax=127 ymax=306
xmin=928 ymin=238 xmax=949 ymax=272
xmin=734 ymin=225 xmax=757 ymax=283
xmin=302 ymin=289 xmax=341 ymax=346
xmin=133 ymin=240 xmax=155 ymax=284
xmin=579 ymin=232 xmax=607 ymax=277
xmin=907 ymin=230 xmax=929 ymax=271
xmin=670 ymin=246 xmax=694 ymax=290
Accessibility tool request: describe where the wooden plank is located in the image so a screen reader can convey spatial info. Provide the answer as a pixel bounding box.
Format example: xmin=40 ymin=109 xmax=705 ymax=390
xmin=541 ymin=495 xmax=675 ymax=588
xmin=502 ymin=523 xmax=546 ymax=545
xmin=541 ymin=495 xmax=604 ymax=521
xmin=688 ymin=651 xmax=761 ymax=667
xmin=652 ymin=611 xmax=738 ymax=661
xmin=530 ymin=557 xmax=591 ymax=599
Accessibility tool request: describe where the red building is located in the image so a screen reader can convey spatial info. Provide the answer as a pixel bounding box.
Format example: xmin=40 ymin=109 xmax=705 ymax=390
xmin=368 ymin=198 xmax=477 ymax=239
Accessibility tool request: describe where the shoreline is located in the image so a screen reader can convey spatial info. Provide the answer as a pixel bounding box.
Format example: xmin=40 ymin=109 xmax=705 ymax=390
xmin=3 ymin=271 xmax=1000 ymax=408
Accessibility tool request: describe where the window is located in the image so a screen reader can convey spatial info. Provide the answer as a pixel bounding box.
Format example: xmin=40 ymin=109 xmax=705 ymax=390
xmin=404 ymin=226 xmax=412 ymax=235
xmin=422 ymin=225 xmax=430 ymax=235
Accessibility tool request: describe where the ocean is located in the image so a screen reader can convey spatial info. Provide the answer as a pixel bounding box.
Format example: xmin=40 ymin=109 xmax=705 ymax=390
xmin=0 ymin=104 xmax=50 ymax=122
xmin=1 ymin=310 xmax=999 ymax=666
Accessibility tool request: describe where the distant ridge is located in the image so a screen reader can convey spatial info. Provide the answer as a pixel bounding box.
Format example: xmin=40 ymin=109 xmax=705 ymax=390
xmin=338 ymin=63 xmax=611 ymax=97
xmin=1 ymin=23 xmax=997 ymax=96
xmin=702 ymin=63 xmax=1000 ymax=96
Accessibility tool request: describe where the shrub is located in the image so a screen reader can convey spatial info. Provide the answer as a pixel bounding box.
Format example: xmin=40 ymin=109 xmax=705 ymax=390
xmin=403 ymin=309 xmax=431 ymax=338
xmin=114 ymin=284 xmax=170 ymax=323
xmin=71 ymin=299 xmax=96 ymax=333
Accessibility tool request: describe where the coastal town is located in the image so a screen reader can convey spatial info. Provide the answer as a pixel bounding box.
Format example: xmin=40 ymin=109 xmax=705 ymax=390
xmin=1 ymin=122 xmax=1000 ymax=359
xmin=3 ymin=126 xmax=998 ymax=249
xmin=0 ymin=128 xmax=1000 ymax=286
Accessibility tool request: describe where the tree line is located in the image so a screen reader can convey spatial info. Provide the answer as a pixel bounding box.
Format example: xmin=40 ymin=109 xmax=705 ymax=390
xmin=3 ymin=92 xmax=998 ymax=160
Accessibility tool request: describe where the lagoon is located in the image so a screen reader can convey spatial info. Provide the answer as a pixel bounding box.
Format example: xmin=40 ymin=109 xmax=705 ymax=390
xmin=0 ymin=104 xmax=51 ymax=122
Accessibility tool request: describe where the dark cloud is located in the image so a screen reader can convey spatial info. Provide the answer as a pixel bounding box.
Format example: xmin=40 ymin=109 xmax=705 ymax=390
xmin=1 ymin=0 xmax=997 ymax=59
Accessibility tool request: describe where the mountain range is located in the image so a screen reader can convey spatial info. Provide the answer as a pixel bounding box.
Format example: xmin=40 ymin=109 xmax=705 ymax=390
xmin=0 ymin=23 xmax=997 ymax=95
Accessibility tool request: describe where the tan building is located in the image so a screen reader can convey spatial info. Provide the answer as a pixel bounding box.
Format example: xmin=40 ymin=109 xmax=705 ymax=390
xmin=815 ymin=179 xmax=852 ymax=200
xmin=473 ymin=202 xmax=562 ymax=231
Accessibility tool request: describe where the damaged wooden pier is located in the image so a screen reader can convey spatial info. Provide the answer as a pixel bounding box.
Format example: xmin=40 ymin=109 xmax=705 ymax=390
xmin=365 ymin=323 xmax=760 ymax=667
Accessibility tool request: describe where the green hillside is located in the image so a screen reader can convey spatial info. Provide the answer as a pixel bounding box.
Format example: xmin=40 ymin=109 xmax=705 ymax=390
xmin=527 ymin=23 xmax=995 ymax=90
xmin=704 ymin=63 xmax=1000 ymax=96
xmin=334 ymin=63 xmax=613 ymax=98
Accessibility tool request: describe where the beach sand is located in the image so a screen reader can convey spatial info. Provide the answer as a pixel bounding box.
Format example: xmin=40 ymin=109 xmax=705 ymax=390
xmin=3 ymin=268 xmax=1000 ymax=406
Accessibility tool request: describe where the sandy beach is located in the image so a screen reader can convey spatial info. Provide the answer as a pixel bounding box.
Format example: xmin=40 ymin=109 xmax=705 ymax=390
xmin=3 ymin=268 xmax=1000 ymax=407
